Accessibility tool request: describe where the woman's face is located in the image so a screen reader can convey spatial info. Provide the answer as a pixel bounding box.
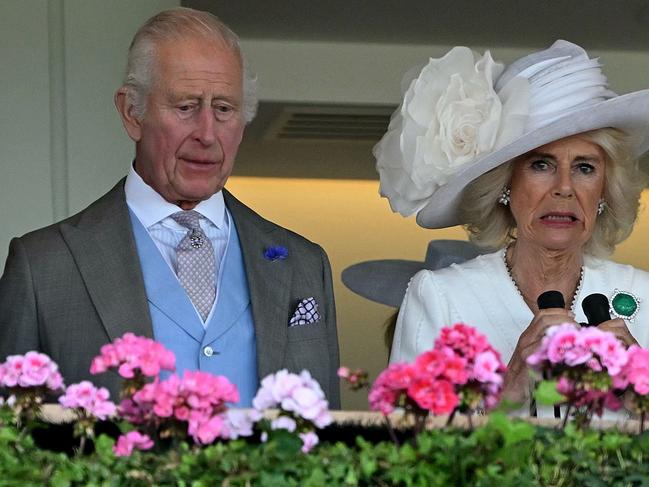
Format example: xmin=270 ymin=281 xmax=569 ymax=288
xmin=509 ymin=134 xmax=606 ymax=252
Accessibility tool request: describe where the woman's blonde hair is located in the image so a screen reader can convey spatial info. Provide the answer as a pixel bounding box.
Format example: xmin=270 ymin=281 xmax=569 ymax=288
xmin=459 ymin=128 xmax=647 ymax=257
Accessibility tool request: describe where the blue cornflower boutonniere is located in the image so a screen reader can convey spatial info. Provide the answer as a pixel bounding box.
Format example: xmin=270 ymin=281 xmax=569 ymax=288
xmin=264 ymin=245 xmax=288 ymax=261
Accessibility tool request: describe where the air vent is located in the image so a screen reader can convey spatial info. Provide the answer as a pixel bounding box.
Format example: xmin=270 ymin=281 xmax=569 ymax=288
xmin=264 ymin=104 xmax=394 ymax=142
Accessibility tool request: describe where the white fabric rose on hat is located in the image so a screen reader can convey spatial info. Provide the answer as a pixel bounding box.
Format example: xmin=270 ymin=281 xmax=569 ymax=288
xmin=375 ymin=46 xmax=530 ymax=216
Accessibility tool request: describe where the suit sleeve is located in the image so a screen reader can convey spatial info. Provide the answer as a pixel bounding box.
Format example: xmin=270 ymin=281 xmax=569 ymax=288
xmin=319 ymin=244 xmax=341 ymax=409
xmin=0 ymin=238 xmax=40 ymax=359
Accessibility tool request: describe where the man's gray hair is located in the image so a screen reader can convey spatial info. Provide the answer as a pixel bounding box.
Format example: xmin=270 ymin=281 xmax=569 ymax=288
xmin=122 ymin=7 xmax=258 ymax=123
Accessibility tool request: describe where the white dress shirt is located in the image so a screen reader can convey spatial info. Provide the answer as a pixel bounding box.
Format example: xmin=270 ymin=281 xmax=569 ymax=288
xmin=124 ymin=165 xmax=230 ymax=325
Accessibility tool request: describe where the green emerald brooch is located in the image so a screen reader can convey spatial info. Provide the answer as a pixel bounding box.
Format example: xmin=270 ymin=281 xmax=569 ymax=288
xmin=610 ymin=289 xmax=640 ymax=322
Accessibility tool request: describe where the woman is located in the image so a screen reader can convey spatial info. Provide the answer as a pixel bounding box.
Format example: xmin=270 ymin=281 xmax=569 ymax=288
xmin=375 ymin=40 xmax=649 ymax=409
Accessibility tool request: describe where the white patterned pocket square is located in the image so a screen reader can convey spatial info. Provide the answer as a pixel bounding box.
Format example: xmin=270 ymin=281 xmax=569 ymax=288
xmin=289 ymin=297 xmax=320 ymax=326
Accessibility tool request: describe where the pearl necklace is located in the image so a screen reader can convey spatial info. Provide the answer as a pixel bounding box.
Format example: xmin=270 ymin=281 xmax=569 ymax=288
xmin=502 ymin=248 xmax=584 ymax=313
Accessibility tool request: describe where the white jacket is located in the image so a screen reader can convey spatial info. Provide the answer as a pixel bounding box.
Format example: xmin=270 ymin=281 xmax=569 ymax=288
xmin=391 ymin=250 xmax=649 ymax=364
xmin=390 ymin=250 xmax=649 ymax=419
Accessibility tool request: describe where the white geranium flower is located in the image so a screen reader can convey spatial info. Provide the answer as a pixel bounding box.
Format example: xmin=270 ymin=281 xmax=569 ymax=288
xmin=375 ymin=46 xmax=530 ymax=216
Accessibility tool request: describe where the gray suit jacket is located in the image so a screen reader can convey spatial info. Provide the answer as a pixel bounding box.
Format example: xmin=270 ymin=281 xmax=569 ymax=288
xmin=0 ymin=180 xmax=340 ymax=407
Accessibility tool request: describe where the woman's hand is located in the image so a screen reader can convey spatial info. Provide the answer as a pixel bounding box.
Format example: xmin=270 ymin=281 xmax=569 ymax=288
xmin=503 ymin=308 xmax=576 ymax=404
xmin=596 ymin=318 xmax=637 ymax=347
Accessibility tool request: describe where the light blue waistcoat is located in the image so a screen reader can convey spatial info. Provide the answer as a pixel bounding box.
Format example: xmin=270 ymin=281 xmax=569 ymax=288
xmin=129 ymin=210 xmax=258 ymax=406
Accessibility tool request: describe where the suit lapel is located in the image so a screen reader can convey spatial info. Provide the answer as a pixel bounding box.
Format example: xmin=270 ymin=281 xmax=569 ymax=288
xmin=203 ymin=219 xmax=251 ymax=345
xmin=60 ymin=180 xmax=153 ymax=341
xmin=224 ymin=190 xmax=292 ymax=378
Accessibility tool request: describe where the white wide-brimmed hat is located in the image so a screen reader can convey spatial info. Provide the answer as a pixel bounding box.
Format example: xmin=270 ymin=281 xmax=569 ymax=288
xmin=341 ymin=240 xmax=488 ymax=307
xmin=375 ymin=40 xmax=649 ymax=229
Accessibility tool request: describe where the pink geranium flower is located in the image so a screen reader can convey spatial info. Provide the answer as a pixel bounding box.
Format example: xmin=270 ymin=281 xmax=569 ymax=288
xmin=409 ymin=377 xmax=459 ymax=414
xmin=528 ymin=323 xmax=629 ymax=374
xmin=90 ymin=333 xmax=175 ymax=379
xmin=382 ymin=361 xmax=417 ymax=390
xmin=337 ymin=366 xmax=369 ymax=391
xmin=616 ymin=345 xmax=649 ymax=422
xmin=222 ymin=409 xmax=261 ymax=440
xmin=368 ymin=363 xmax=413 ymax=414
xmin=414 ymin=350 xmax=447 ymax=377
xmin=0 ymin=352 xmax=64 ymax=392
xmin=252 ymin=369 xmax=332 ymax=453
xmin=625 ymin=346 xmax=649 ymax=394
xmin=369 ymin=324 xmax=506 ymax=419
xmin=368 ymin=383 xmax=399 ymax=415
xmin=473 ymin=351 xmax=504 ymax=386
xmin=407 ymin=374 xmax=436 ymax=410
xmin=435 ymin=323 xmax=489 ymax=360
xmin=427 ymin=380 xmax=460 ymax=415
xmin=190 ymin=414 xmax=225 ymax=445
xmin=59 ymin=381 xmax=116 ymax=420
xmin=121 ymin=370 xmax=239 ymax=445
xmin=299 ymin=431 xmax=319 ymax=453
xmin=593 ymin=332 xmax=629 ymax=376
xmin=252 ymin=370 xmax=332 ymax=429
xmin=527 ymin=323 xmax=629 ymax=423
xmin=271 ymin=416 xmax=297 ymax=432
xmin=113 ymin=431 xmax=154 ymax=457
xmin=438 ymin=350 xmax=469 ymax=385
xmin=337 ymin=366 xmax=351 ymax=379
xmin=548 ymin=326 xmax=587 ymax=365
xmin=613 ymin=345 xmax=649 ymax=430
xmin=1 ymin=356 xmax=24 ymax=388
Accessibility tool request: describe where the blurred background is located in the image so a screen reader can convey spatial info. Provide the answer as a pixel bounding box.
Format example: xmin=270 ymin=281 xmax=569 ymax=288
xmin=2 ymin=0 xmax=649 ymax=409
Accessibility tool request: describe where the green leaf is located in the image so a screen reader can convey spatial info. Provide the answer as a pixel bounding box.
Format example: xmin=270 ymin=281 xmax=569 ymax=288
xmin=93 ymin=434 xmax=116 ymax=463
xmin=359 ymin=452 xmax=377 ymax=477
xmin=269 ymin=429 xmax=302 ymax=458
xmin=534 ymin=380 xmax=566 ymax=405
xmin=303 ymin=468 xmax=327 ymax=486
xmin=601 ymin=431 xmax=631 ymax=451
xmin=488 ymin=413 xmax=535 ymax=446
xmin=50 ymin=469 xmax=75 ymax=487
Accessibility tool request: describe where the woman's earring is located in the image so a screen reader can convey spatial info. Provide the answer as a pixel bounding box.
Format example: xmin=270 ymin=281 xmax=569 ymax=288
xmin=498 ymin=187 xmax=511 ymax=206
xmin=597 ymin=199 xmax=606 ymax=215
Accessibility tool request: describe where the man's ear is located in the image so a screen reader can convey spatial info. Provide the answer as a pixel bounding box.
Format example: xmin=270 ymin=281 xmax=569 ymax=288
xmin=114 ymin=87 xmax=142 ymax=142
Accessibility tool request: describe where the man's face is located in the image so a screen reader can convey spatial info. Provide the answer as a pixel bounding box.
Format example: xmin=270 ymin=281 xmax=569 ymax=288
xmin=129 ymin=37 xmax=245 ymax=208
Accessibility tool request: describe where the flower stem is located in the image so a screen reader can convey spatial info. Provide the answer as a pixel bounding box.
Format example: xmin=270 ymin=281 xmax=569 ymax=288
xmin=561 ymin=403 xmax=572 ymax=429
xmin=77 ymin=436 xmax=87 ymax=457
xmin=411 ymin=413 xmax=427 ymax=447
xmin=446 ymin=408 xmax=457 ymax=428
xmin=384 ymin=416 xmax=400 ymax=447
xmin=641 ymin=412 xmax=645 ymax=434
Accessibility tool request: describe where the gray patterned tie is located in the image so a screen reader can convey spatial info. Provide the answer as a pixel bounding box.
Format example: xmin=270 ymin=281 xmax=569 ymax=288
xmin=171 ymin=210 xmax=216 ymax=322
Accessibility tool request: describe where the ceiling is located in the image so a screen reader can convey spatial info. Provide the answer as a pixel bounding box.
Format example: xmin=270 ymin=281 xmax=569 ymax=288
xmin=185 ymin=0 xmax=649 ymax=51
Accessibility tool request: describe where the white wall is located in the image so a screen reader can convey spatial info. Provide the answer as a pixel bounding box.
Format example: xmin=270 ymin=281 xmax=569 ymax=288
xmin=0 ymin=0 xmax=178 ymax=266
xmin=241 ymin=39 xmax=649 ymax=104
xmin=0 ymin=1 xmax=53 ymax=262
xmin=61 ymin=1 xmax=176 ymax=213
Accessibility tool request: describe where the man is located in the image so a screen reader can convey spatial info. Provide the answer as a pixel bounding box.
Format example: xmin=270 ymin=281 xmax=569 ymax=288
xmin=0 ymin=8 xmax=340 ymax=408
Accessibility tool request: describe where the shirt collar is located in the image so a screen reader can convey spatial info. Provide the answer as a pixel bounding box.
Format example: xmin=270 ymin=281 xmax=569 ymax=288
xmin=124 ymin=164 xmax=226 ymax=229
